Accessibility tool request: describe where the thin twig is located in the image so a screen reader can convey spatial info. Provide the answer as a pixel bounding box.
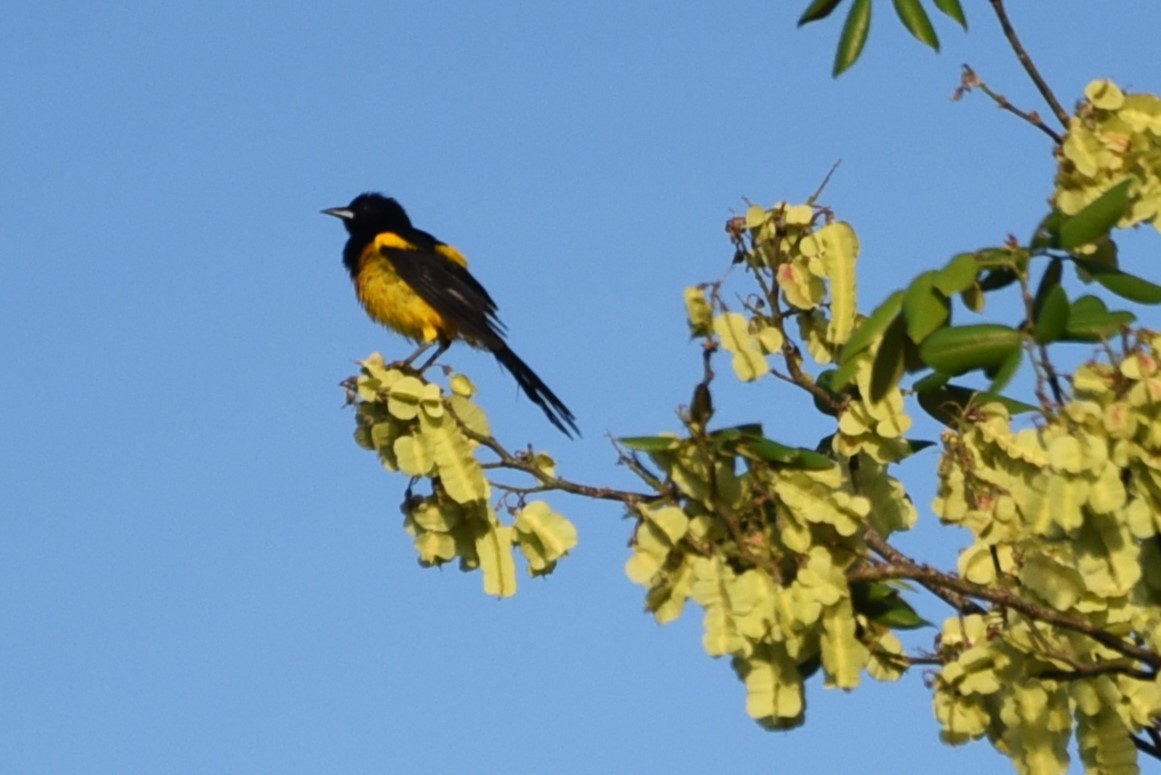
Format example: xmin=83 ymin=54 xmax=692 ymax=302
xmin=449 ymin=410 xmax=659 ymax=504
xmin=1036 ymin=343 xmax=1066 ymax=405
xmin=866 ymin=641 xmax=944 ymax=669
xmin=862 ymin=529 xmax=986 ymax=616
xmin=847 ymin=561 xmax=1161 ymax=669
xmin=956 ymin=65 xmax=1063 ymax=144
xmin=613 ymin=444 xmax=670 ymax=494
xmin=1014 ymin=263 xmax=1065 ymax=410
xmin=1038 ymin=664 xmax=1154 ymax=683
xmin=807 ymin=161 xmax=842 ymax=206
xmin=987 ymin=0 xmax=1070 ymax=127
xmin=688 ymin=347 xmax=784 ymax=583
xmin=743 ymin=267 xmax=846 ymax=414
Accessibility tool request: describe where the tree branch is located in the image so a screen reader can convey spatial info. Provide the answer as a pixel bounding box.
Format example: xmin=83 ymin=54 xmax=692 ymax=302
xmin=861 ymin=529 xmax=986 ymax=616
xmin=1038 ymin=663 xmax=1154 ymax=683
xmin=453 ymin=418 xmax=660 ymax=505
xmin=986 ymin=0 xmax=1070 ymax=127
xmin=955 ymin=65 xmax=1063 ymax=144
xmin=847 ymin=560 xmax=1161 ymax=669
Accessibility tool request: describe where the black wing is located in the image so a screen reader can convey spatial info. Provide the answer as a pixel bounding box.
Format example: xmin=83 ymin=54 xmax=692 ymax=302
xmin=380 ymin=239 xmax=579 ymax=437
xmin=380 ymin=242 xmax=507 ymax=347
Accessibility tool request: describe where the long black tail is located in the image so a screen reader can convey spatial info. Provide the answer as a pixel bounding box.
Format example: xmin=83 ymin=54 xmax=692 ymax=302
xmin=493 ymin=346 xmax=580 ymax=438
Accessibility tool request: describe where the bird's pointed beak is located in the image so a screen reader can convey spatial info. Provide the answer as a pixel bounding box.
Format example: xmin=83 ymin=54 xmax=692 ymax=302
xmin=321 ymin=207 xmax=354 ymax=220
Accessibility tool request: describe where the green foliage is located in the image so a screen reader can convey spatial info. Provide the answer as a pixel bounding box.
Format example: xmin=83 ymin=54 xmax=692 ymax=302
xmin=917 ymin=323 xmax=1021 ymax=377
xmin=351 ymin=354 xmax=578 ymax=597
xmin=1059 ymin=180 xmax=1132 ymax=250
xmin=892 ymin=0 xmax=939 ymax=51
xmin=619 ymin=201 xmax=925 ymax=729
xmin=833 ymin=0 xmax=871 ymax=78
xmin=1055 ymin=82 xmax=1161 ymax=236
xmin=514 ymin=500 xmax=579 ymax=576
xmin=343 ymin=8 xmax=1161 ymax=768
xmin=798 ymin=0 xmax=967 ymax=75
xmin=823 ymin=79 xmax=1161 ymax=437
xmin=850 ymin=581 xmax=929 ymax=629
xmin=629 ymin=77 xmax=1161 ymax=772
xmin=1064 ymin=296 xmax=1137 ymax=342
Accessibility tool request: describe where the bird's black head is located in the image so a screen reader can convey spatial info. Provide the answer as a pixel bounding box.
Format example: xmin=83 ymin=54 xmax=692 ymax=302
xmin=324 ymin=192 xmax=415 ymax=276
xmin=322 ymin=192 xmax=412 ymax=237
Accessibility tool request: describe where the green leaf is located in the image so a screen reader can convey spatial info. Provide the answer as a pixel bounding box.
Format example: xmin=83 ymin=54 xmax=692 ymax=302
xmin=1031 ymin=258 xmax=1063 ymax=319
xmin=735 ymin=648 xmax=806 ymax=728
xmin=737 ymin=438 xmax=835 ymax=471
xmin=916 ymin=381 xmax=1035 ymax=427
xmin=978 ymin=267 xmax=1018 ymax=291
xmin=477 ymin=523 xmax=517 ymax=598
xmin=838 ymin=290 xmax=905 ymax=364
xmin=902 ymin=336 xmax=925 ymax=374
xmin=969 ymin=248 xmax=1027 ymax=292
xmin=872 ymin=603 xmax=930 ymax=630
xmin=833 ymin=0 xmax=871 ymax=77
xmin=870 ymin=314 xmax=908 ymax=403
xmin=1073 ymin=237 xmax=1120 ymax=281
xmin=821 ymin=608 xmax=866 ymax=688
xmin=960 ymin=283 xmax=984 ymax=313
xmin=904 ymin=439 xmax=937 ymax=456
xmin=851 ymin=581 xmax=931 ymax=630
xmin=985 ymin=348 xmax=1022 ymax=393
xmin=903 ymin=271 xmax=950 ymax=344
xmin=394 ymin=434 xmax=433 ymax=477
xmin=714 ymin=312 xmax=769 ymax=381
xmin=892 ymin=0 xmax=939 ymax=50
xmin=420 ymin=412 xmax=488 ymax=504
xmin=1030 ymin=211 xmax=1065 ymax=250
xmin=812 ymin=369 xmax=843 ymax=417
xmin=642 ymin=505 xmax=689 ymax=544
xmin=915 ymin=393 xmax=955 ymax=428
xmin=708 ymin=423 xmax=766 ymax=444
xmin=1064 ymin=295 xmax=1136 ymax=341
xmin=1076 ymin=262 xmax=1161 ymax=305
xmin=1033 ymin=284 xmax=1070 ymax=345
xmin=821 ymin=221 xmax=860 ymax=345
xmin=449 ymin=395 xmax=490 ymax=438
xmin=798 ymin=0 xmax=845 ymax=25
xmin=934 ymin=253 xmax=979 ymax=295
xmin=918 ymin=324 xmax=1022 ymax=376
xmin=449 ymin=373 xmax=475 ymax=398
xmin=689 ymin=382 xmax=714 ymax=430
xmin=911 ymin=370 xmax=949 ymax=393
xmin=619 ymin=435 xmax=680 ymax=452
xmin=976 ymin=247 xmax=1027 ymax=269
xmin=933 ymin=0 xmax=966 ymax=29
xmin=684 ymin=286 xmax=713 ymax=337
xmin=796 ymin=652 xmax=823 ymax=681
xmin=514 ymin=501 xmax=578 ymax=575
xmin=832 ymin=358 xmax=861 ymax=392
xmin=386 ymin=375 xmax=425 ymax=421
xmin=1059 ymin=180 xmax=1131 ymax=249
xmin=408 ymin=498 xmax=461 ymax=534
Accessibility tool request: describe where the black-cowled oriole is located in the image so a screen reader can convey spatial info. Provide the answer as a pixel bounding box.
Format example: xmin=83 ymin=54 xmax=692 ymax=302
xmin=323 ymin=192 xmax=579 ymax=437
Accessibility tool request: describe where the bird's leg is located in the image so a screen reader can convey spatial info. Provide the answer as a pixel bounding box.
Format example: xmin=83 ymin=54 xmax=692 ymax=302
xmin=398 ymin=342 xmax=435 ymax=369
xmin=416 ymin=340 xmax=451 ymax=374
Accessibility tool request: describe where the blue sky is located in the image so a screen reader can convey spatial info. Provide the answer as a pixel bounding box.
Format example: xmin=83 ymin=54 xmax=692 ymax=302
xmin=3 ymin=3 xmax=1160 ymax=773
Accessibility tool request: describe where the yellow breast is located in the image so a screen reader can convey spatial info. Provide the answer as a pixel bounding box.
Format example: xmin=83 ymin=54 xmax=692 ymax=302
xmin=355 ymin=248 xmax=449 ymax=344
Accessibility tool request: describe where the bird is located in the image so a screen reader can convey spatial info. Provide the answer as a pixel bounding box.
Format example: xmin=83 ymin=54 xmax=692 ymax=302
xmin=323 ymin=192 xmax=579 ymax=438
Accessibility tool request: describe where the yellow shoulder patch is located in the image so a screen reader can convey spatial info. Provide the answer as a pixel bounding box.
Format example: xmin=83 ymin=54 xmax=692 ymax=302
xmin=434 ymin=243 xmax=469 ymax=268
xmin=373 ymin=232 xmax=418 ymax=252
xmin=371 ymin=231 xmax=470 ymax=268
